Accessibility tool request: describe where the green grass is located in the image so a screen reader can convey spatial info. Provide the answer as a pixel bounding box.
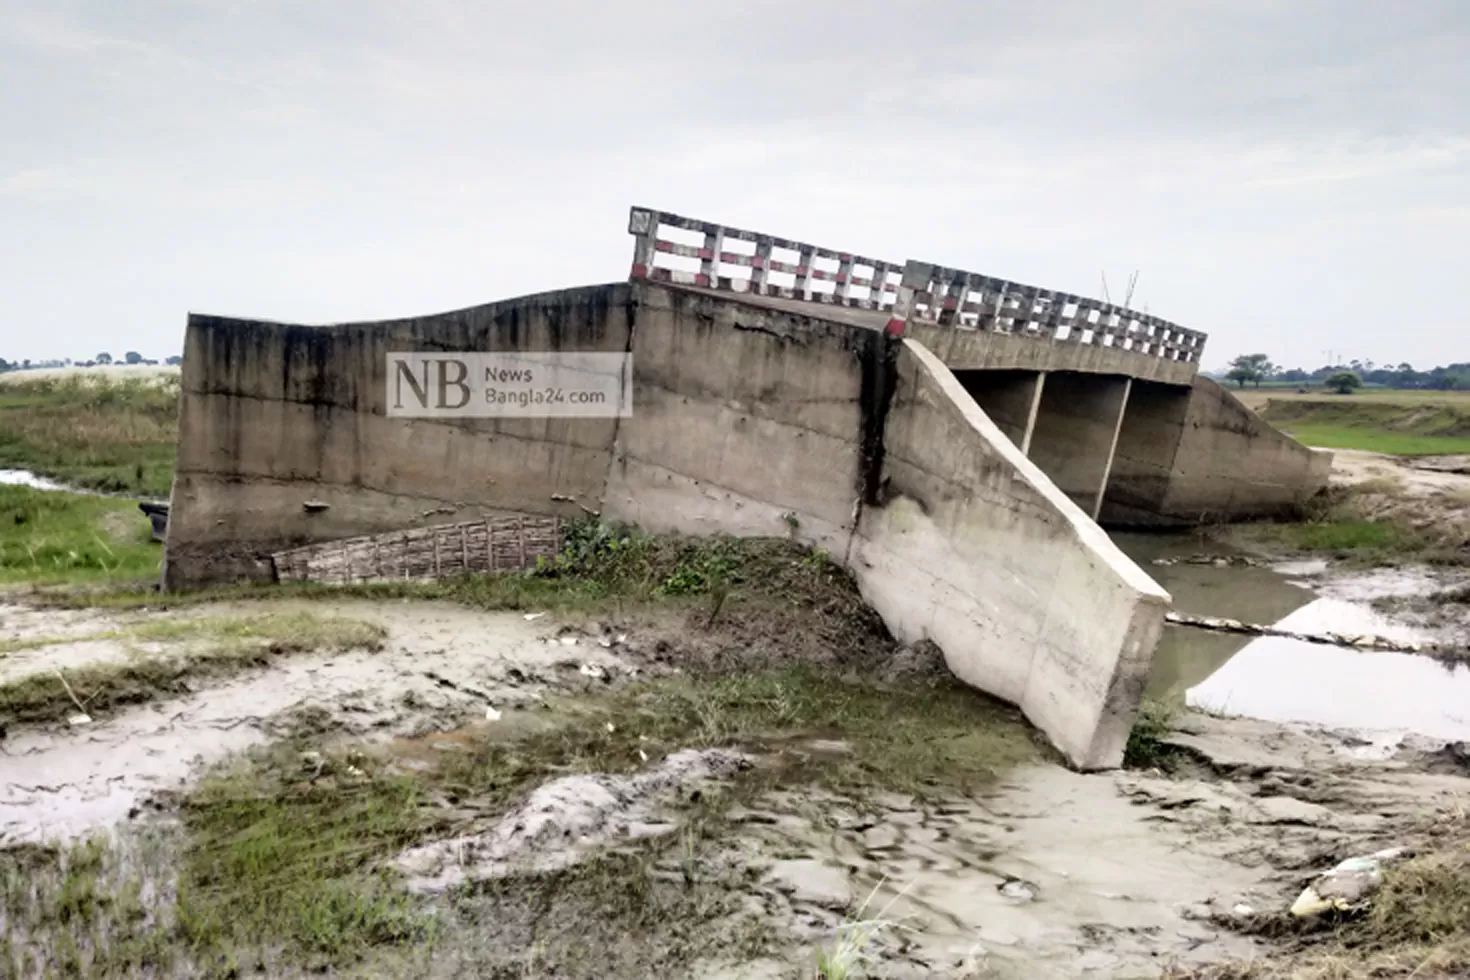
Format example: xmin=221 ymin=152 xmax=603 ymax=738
xmin=0 ymin=612 xmax=386 ymax=726
xmin=0 ymin=486 xmax=160 ymax=585
xmin=1252 ymin=395 xmax=1470 ymax=456
xmin=1275 ymin=423 xmax=1470 ymax=456
xmin=0 ymin=375 xmax=178 ymax=497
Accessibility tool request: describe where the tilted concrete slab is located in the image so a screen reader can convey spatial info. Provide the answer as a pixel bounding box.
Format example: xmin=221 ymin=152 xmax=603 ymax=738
xmin=854 ymin=342 xmax=1170 ymax=769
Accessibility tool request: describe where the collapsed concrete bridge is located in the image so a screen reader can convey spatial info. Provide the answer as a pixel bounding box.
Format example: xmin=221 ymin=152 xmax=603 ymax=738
xmin=162 ymin=206 xmax=1330 ymax=770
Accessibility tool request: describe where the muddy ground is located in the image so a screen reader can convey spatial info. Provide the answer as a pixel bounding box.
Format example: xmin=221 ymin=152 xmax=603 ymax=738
xmin=1 ymin=584 xmax=1467 ymax=978
xmin=1 ymin=453 xmax=1469 ymax=978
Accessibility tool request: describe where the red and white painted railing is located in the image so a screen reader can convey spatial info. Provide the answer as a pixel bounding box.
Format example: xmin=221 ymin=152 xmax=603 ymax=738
xmin=627 ymin=206 xmax=902 ymax=311
xmin=627 ymin=207 xmax=1207 ymax=364
xmin=887 ymin=262 xmax=1206 ymax=363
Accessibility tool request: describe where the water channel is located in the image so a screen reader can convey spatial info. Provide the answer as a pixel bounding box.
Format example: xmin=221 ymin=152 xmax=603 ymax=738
xmin=1115 ymin=531 xmax=1470 ymax=745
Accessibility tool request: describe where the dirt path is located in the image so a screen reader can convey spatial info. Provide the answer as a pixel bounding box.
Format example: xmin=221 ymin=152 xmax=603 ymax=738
xmin=4 ymin=594 xmax=1468 ymax=977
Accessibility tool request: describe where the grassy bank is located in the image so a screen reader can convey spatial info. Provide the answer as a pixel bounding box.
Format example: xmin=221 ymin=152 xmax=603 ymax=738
xmin=1248 ymin=392 xmax=1470 ymax=456
xmin=0 ymin=376 xmax=178 ymax=497
xmin=0 ymin=485 xmax=161 ymax=585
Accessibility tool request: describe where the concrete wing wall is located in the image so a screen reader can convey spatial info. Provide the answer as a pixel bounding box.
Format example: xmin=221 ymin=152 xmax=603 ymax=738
xmin=852 ymin=341 xmax=1171 ymax=770
xmin=165 ymin=284 xmax=634 ymax=588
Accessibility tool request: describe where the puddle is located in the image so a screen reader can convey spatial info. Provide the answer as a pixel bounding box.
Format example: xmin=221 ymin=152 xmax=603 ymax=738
xmin=0 ymin=469 xmax=69 ymax=492
xmin=1114 ymin=532 xmax=1469 ymax=744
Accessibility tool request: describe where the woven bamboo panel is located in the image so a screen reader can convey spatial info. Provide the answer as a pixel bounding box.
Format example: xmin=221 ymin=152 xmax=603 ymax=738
xmin=271 ymin=515 xmax=565 ymax=585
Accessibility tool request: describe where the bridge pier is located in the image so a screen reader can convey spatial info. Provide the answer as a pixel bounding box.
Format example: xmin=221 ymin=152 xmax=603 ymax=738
xmin=1026 ymin=372 xmax=1133 ymax=518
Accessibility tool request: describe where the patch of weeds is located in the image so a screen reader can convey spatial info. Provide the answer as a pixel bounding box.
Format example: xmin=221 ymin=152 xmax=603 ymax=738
xmin=0 ymin=831 xmax=181 ymax=979
xmin=177 ymin=749 xmax=437 ymax=970
xmin=0 ymin=611 xmax=385 ymax=726
xmin=0 ymin=485 xmax=160 ymax=585
xmin=1123 ymin=697 xmax=1178 ymax=769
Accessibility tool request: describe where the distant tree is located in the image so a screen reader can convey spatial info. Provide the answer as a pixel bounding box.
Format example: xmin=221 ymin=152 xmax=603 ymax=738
xmin=1326 ymin=371 xmax=1362 ymax=394
xmin=96 ymin=352 xmax=113 ymax=365
xmin=21 ymin=359 xmax=31 ymax=370
xmin=165 ymin=355 xmax=182 ymax=366
xmin=0 ymin=358 xmax=10 ymax=372
xmin=1226 ymin=353 xmax=1276 ymax=388
xmin=124 ymin=350 xmax=143 ymax=364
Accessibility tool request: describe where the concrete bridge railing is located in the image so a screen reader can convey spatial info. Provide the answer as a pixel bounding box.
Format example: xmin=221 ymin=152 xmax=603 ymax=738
xmin=627 ymin=205 xmax=1208 ymax=369
xmin=890 ymin=261 xmax=1207 ymax=365
xmin=628 ymin=205 xmax=904 ymax=312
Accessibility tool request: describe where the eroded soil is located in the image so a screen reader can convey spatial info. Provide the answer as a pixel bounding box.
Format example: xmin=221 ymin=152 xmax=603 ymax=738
xmin=3 ymin=588 xmax=1468 ymax=979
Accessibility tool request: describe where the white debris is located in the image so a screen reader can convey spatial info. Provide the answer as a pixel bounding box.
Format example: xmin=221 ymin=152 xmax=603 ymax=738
xmin=393 ymin=748 xmax=750 ymax=892
xmin=1289 ymin=849 xmax=1408 ymax=917
xmin=559 ymin=636 xmax=578 ymax=647
xmin=523 ymin=612 xmax=546 ymax=621
xmin=67 ymin=713 xmax=92 ymax=726
xmin=485 ymin=706 xmax=502 ymax=722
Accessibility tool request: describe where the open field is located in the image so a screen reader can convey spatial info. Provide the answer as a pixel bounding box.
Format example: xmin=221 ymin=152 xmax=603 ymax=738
xmin=0 ymin=376 xmax=178 ymax=497
xmin=1233 ymin=388 xmax=1470 ymax=456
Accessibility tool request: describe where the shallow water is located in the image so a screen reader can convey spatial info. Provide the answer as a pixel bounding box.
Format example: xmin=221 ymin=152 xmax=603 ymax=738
xmin=0 ymin=469 xmax=69 ymax=491
xmin=1114 ymin=532 xmax=1470 ymax=743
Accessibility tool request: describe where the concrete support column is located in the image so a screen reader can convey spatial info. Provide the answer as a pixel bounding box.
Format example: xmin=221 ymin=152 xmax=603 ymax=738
xmin=1020 ymin=371 xmax=1046 ymax=455
xmin=1026 ymin=372 xmax=1135 ymax=518
xmin=1092 ymin=377 xmax=1132 ymax=520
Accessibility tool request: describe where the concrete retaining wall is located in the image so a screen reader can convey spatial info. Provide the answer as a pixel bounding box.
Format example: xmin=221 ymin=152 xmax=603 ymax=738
xmin=164 ymin=284 xmax=633 ymax=588
xmin=854 ymin=343 xmax=1170 ymax=769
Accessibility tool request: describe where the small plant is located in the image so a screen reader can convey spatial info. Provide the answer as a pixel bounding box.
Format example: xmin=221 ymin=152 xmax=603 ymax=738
xmin=1123 ymin=698 xmax=1177 ymax=769
xmin=813 ymin=876 xmax=913 ymax=979
xmin=781 ymin=511 xmax=801 ymax=532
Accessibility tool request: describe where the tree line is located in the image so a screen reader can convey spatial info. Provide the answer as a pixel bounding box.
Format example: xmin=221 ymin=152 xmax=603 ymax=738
xmin=0 ymin=352 xmax=183 ymax=372
xmin=1220 ymin=354 xmax=1470 ymax=394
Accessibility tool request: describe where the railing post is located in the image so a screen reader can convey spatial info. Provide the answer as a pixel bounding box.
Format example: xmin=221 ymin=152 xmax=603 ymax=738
xmin=628 ymin=207 xmax=657 ymax=280
xmin=793 ymin=246 xmax=815 ymax=300
xmin=834 ymin=254 xmax=854 ymax=306
xmin=751 ymin=239 xmax=772 ymax=295
xmin=698 ymin=224 xmax=724 ymax=288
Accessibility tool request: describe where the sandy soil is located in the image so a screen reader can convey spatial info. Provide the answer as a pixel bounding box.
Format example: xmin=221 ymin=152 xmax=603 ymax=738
xmin=3 ymin=594 xmax=1468 ymax=978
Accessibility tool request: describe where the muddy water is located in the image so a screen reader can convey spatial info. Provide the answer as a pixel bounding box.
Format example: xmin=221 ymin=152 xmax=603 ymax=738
xmin=1115 ymin=532 xmax=1470 ymax=744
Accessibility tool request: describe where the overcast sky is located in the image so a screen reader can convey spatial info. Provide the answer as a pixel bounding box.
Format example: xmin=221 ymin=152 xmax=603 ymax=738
xmin=2 ymin=0 xmax=1466 ymax=370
